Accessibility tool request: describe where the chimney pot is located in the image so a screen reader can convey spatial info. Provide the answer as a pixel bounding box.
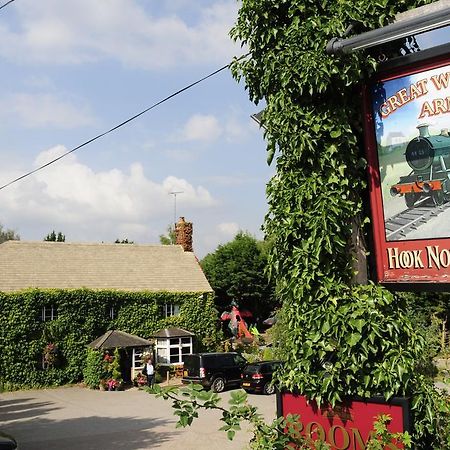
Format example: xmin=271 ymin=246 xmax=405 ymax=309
xmin=175 ymin=217 xmax=193 ymax=252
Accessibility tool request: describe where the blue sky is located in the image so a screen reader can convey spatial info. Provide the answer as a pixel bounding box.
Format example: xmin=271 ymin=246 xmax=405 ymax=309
xmin=0 ymin=0 xmax=272 ymax=258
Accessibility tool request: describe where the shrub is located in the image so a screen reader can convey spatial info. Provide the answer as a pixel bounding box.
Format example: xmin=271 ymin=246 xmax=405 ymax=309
xmin=83 ymin=348 xmax=105 ymax=389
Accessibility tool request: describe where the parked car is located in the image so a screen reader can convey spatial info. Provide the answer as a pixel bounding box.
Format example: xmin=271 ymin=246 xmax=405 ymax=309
xmin=181 ymin=352 xmax=248 ymax=393
xmin=0 ymin=431 xmax=17 ymax=450
xmin=240 ymin=360 xmax=283 ymax=395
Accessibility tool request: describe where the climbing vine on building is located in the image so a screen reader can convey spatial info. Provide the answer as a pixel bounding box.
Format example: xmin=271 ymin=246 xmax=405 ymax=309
xmin=0 ymin=289 xmax=221 ymax=390
xmin=230 ymin=0 xmax=449 ymax=447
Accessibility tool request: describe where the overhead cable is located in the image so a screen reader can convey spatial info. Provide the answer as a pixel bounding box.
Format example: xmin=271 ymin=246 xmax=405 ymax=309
xmin=0 ymin=0 xmax=16 ymax=11
xmin=0 ymin=54 xmax=248 ymax=191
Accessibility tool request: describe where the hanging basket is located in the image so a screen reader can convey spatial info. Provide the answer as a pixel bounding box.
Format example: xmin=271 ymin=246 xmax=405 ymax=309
xmin=43 ymin=343 xmax=59 ymax=366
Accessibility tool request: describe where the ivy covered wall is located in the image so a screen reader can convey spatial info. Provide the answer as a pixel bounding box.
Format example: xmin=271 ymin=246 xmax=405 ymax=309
xmin=0 ymin=289 xmax=221 ymax=389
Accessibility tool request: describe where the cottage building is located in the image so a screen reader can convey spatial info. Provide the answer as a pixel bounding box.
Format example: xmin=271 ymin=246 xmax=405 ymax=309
xmin=0 ymin=219 xmax=219 ymax=388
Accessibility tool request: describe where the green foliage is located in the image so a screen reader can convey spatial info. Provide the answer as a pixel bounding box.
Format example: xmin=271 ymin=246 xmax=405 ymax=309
xmin=0 ymin=223 xmax=20 ymax=243
xmin=154 ymin=384 xmax=413 ymax=449
xmin=159 ymin=225 xmax=176 ymax=245
xmin=111 ymin=348 xmax=122 ymax=383
xmin=201 ymin=231 xmax=276 ymax=320
xmin=44 ymin=230 xmax=65 ymax=242
xmin=114 ymin=238 xmax=134 ymax=244
xmin=402 ymin=291 xmax=450 ymax=358
xmin=409 ymin=376 xmax=450 ymax=448
xmin=0 ymin=289 xmax=221 ymax=389
xmin=274 ymin=284 xmax=426 ymax=405
xmin=83 ymin=348 xmax=105 ymax=389
xmin=366 ymin=414 xmax=411 ymax=449
xmin=229 ymin=0 xmax=447 ymax=447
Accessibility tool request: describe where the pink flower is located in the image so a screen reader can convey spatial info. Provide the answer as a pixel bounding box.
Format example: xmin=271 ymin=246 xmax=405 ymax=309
xmin=107 ymin=379 xmax=119 ymax=390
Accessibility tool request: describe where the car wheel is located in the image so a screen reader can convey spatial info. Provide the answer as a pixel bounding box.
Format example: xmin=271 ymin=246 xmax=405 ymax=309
xmin=211 ymin=377 xmax=225 ymax=393
xmin=263 ymin=382 xmax=275 ymax=395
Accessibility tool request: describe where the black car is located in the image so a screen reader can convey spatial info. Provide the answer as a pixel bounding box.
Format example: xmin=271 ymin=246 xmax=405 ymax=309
xmin=240 ymin=360 xmax=282 ymax=395
xmin=181 ymin=352 xmax=247 ymax=393
xmin=0 ymin=431 xmax=17 ymax=450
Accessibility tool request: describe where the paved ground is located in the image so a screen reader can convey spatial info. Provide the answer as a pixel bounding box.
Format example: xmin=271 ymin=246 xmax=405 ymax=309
xmin=0 ymin=385 xmax=277 ymax=450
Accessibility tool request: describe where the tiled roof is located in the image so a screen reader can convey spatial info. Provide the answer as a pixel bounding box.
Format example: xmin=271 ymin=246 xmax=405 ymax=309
xmin=0 ymin=241 xmax=212 ymax=293
xmin=152 ymin=327 xmax=195 ymax=338
xmin=88 ymin=330 xmax=153 ymax=349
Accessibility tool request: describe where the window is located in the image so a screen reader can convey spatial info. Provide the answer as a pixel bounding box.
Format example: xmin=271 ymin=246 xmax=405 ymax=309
xmin=41 ymin=305 xmax=57 ymax=321
xmin=41 ymin=355 xmax=49 ymax=370
xmin=156 ymin=347 xmax=169 ymax=365
xmin=170 ymin=347 xmax=179 ymax=364
xmin=133 ymin=347 xmax=151 ymax=371
xmin=109 ymin=306 xmax=116 ymax=320
xmin=155 ymin=336 xmax=192 ymax=365
xmin=160 ymin=303 xmax=180 ymax=318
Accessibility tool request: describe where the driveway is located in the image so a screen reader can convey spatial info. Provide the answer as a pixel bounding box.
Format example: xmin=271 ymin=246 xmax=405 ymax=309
xmin=0 ymin=385 xmax=277 ymax=450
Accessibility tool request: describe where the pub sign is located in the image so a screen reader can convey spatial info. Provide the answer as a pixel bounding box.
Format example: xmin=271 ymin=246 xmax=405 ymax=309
xmin=277 ymin=392 xmax=410 ymax=449
xmin=364 ymin=55 xmax=450 ymax=286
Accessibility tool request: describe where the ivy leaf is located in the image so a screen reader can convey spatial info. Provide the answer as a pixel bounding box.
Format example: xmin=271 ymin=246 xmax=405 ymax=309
xmin=346 ymin=333 xmax=362 ymax=347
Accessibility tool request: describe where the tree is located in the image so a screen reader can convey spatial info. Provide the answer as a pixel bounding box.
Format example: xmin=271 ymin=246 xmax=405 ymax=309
xmin=159 ymin=225 xmax=176 ymax=245
xmin=44 ymin=230 xmax=65 ymax=242
xmin=230 ymin=0 xmax=449 ymax=447
xmin=114 ymin=238 xmax=134 ymax=244
xmin=201 ymin=232 xmax=276 ymax=322
xmin=0 ymin=224 xmax=20 ymax=244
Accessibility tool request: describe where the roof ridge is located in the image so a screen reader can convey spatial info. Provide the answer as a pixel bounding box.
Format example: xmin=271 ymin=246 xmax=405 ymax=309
xmin=97 ymin=330 xmax=114 ymax=348
xmin=4 ymin=240 xmax=185 ymax=248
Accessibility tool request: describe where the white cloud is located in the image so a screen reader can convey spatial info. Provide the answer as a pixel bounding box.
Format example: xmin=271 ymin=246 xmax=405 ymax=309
xmin=217 ymin=222 xmax=239 ymax=237
xmin=0 ymin=146 xmax=217 ymax=242
xmin=181 ymin=114 xmax=222 ymax=142
xmin=0 ymin=0 xmax=240 ymax=69
xmin=224 ymin=116 xmax=253 ymax=142
xmin=200 ymin=175 xmax=248 ymax=186
xmin=0 ymin=93 xmax=95 ymax=129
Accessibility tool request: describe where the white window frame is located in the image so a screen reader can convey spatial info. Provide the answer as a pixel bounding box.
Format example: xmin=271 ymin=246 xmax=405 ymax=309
xmin=161 ymin=303 xmax=180 ymax=318
xmin=156 ymin=336 xmax=192 ymax=365
xmin=132 ymin=346 xmax=152 ymax=379
xmin=109 ymin=306 xmax=116 ymax=320
xmin=42 ymin=305 xmax=57 ymax=321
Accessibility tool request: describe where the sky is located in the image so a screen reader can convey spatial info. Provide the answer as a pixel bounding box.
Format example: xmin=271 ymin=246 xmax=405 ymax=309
xmin=0 ymin=0 xmax=272 ymax=258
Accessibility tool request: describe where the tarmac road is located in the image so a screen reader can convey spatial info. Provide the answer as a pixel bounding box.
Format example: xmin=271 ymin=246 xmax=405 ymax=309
xmin=0 ymin=385 xmax=277 ymax=450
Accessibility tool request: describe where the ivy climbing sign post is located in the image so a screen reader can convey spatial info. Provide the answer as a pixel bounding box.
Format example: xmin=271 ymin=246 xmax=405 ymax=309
xmin=230 ymin=0 xmax=450 ymax=448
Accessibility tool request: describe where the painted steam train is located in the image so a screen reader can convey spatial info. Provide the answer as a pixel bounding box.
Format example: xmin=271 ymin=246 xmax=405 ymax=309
xmin=390 ymin=124 xmax=450 ymax=208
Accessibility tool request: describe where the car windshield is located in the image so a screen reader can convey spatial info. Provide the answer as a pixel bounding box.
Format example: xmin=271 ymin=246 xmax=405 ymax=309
xmin=183 ymin=355 xmax=200 ymax=372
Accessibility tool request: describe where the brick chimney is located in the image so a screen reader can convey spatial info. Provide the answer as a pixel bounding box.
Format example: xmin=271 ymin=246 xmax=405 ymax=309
xmin=175 ymin=217 xmax=193 ymax=252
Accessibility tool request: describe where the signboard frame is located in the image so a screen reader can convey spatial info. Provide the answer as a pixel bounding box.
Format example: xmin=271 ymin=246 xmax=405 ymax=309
xmin=363 ymin=52 xmax=450 ymax=288
xmin=276 ymin=391 xmax=411 ymax=449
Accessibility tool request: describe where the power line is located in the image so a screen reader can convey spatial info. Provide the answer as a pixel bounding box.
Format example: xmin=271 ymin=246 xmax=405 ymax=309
xmin=0 ymin=0 xmax=15 ymax=11
xmin=0 ymin=54 xmax=248 ymax=192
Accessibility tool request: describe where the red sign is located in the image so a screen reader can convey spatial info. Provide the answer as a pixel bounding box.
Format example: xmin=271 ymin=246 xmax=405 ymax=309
xmin=277 ymin=393 xmax=410 ymax=449
xmin=364 ymin=54 xmax=450 ymax=286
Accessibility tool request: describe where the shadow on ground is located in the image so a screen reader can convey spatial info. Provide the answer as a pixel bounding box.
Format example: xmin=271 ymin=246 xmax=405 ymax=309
xmin=1 ymin=396 xmax=177 ymax=450
xmin=0 ymin=397 xmax=59 ymax=422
